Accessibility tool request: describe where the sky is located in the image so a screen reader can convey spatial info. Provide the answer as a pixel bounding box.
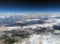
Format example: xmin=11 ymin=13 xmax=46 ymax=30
xmin=0 ymin=0 xmax=60 ymax=13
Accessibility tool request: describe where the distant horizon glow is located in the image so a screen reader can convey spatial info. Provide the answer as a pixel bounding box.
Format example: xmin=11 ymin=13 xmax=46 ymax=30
xmin=0 ymin=12 xmax=60 ymax=16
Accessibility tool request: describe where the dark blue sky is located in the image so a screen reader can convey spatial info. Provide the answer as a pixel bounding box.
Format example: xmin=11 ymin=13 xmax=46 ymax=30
xmin=0 ymin=0 xmax=60 ymax=13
